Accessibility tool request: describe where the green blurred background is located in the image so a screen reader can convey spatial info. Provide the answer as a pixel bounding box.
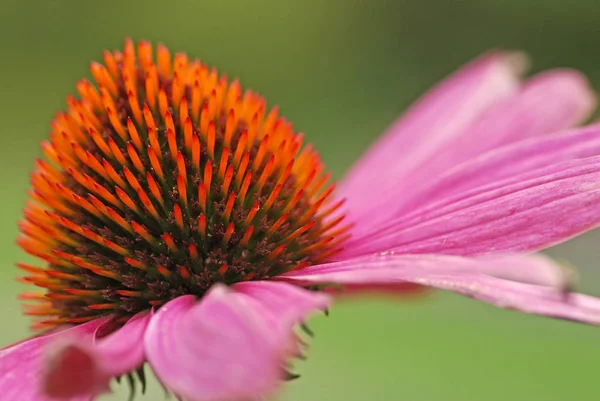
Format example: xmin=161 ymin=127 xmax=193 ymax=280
xmin=2 ymin=1 xmax=600 ymax=400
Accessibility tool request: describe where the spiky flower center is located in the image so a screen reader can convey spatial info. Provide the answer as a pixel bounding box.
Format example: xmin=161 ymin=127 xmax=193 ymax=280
xmin=17 ymin=40 xmax=348 ymax=330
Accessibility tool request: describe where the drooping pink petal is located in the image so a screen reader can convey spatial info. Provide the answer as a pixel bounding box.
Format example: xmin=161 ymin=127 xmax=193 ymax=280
xmin=42 ymin=311 xmax=151 ymax=399
xmin=145 ymin=286 xmax=287 ymax=401
xmin=280 ymin=253 xmax=600 ymax=324
xmin=0 ymin=317 xmax=109 ymax=401
xmin=339 ymin=154 xmax=600 ymax=258
xmin=89 ymin=311 xmax=150 ymax=377
xmin=233 ymin=281 xmax=331 ymax=356
xmin=233 ymin=281 xmax=330 ymax=327
xmin=339 ymin=51 xmax=524 ymax=218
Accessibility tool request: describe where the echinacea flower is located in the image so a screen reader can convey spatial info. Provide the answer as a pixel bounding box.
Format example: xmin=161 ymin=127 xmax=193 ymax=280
xmin=3 ymin=39 xmax=600 ymax=401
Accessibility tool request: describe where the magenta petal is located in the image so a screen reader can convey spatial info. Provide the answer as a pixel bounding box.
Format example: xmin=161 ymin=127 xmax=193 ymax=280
xmin=0 ymin=317 xmax=108 ymax=401
xmin=347 ymin=70 xmax=597 ymax=233
xmin=340 ymin=154 xmax=600 ymax=258
xmin=281 ymin=254 xmax=600 ymax=324
xmin=145 ymin=288 xmax=284 ymax=401
xmin=397 ymin=123 xmax=600 ymax=214
xmin=340 ymin=124 xmax=600 ymax=257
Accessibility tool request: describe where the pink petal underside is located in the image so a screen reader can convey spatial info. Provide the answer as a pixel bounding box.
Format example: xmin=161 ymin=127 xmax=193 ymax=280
xmin=41 ymin=311 xmax=151 ymax=400
xmin=338 ymin=51 xmax=523 ymax=218
xmin=280 ymin=253 xmax=600 ymax=325
xmin=0 ymin=317 xmax=108 ymax=401
xmin=145 ymin=286 xmax=291 ymax=401
xmin=339 ymin=154 xmax=600 ymax=258
xmin=348 ymin=70 xmax=597 ymax=232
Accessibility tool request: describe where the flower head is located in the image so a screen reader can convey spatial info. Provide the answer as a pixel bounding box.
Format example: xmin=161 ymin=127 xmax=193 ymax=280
xmin=4 ymin=40 xmax=600 ymax=401
xmin=17 ymin=39 xmax=347 ymax=329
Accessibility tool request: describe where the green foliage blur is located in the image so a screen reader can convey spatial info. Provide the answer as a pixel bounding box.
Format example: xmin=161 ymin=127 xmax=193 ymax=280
xmin=2 ymin=1 xmax=600 ymax=400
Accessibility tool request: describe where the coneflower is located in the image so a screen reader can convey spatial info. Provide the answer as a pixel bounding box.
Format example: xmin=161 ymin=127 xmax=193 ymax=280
xmin=4 ymin=40 xmax=600 ymax=401
xmin=17 ymin=39 xmax=346 ymax=329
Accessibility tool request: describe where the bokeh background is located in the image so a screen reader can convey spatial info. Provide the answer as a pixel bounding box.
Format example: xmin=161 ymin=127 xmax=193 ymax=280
xmin=2 ymin=1 xmax=600 ymax=400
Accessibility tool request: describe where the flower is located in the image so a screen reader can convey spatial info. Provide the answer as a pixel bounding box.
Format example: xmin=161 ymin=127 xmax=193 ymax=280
xmin=2 ymin=39 xmax=600 ymax=401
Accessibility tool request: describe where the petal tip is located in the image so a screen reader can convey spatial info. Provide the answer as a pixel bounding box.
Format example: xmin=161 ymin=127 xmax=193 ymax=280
xmin=501 ymin=50 xmax=531 ymax=77
xmin=477 ymin=49 xmax=530 ymax=80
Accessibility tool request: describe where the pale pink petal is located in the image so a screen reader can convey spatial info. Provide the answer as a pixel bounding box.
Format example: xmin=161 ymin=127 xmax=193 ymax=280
xmin=0 ymin=317 xmax=108 ymax=401
xmin=345 ymin=70 xmax=596 ymax=232
xmin=339 ymin=155 xmax=600 ymax=258
xmin=42 ymin=311 xmax=151 ymax=399
xmin=281 ymin=254 xmax=600 ymax=324
xmin=145 ymin=287 xmax=283 ymax=401
xmin=458 ymin=70 xmax=595 ymax=151
xmin=339 ymin=51 xmax=523 ymax=217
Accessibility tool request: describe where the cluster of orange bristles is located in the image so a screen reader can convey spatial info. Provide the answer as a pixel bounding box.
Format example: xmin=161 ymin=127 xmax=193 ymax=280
xmin=17 ymin=39 xmax=350 ymax=331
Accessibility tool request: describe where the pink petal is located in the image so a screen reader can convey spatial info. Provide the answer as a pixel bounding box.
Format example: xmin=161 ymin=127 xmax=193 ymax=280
xmin=474 ymin=255 xmax=575 ymax=290
xmin=233 ymin=281 xmax=330 ymax=327
xmin=398 ymin=123 xmax=600 ymax=214
xmin=0 ymin=317 xmax=108 ymax=401
xmin=342 ymin=123 xmax=600 ymax=255
xmin=459 ymin=70 xmax=595 ymax=150
xmin=42 ymin=311 xmax=151 ymax=399
xmin=339 ymin=154 xmax=600 ymax=258
xmin=145 ymin=287 xmax=284 ymax=401
xmin=233 ymin=281 xmax=331 ymax=356
xmin=345 ymin=69 xmax=596 ymax=233
xmin=44 ymin=343 xmax=105 ymax=400
xmin=339 ymin=51 xmax=523 ymax=218
xmin=90 ymin=311 xmax=150 ymax=376
xmin=281 ymin=254 xmax=600 ymax=325
xmin=354 ymin=70 xmax=596 ymax=226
